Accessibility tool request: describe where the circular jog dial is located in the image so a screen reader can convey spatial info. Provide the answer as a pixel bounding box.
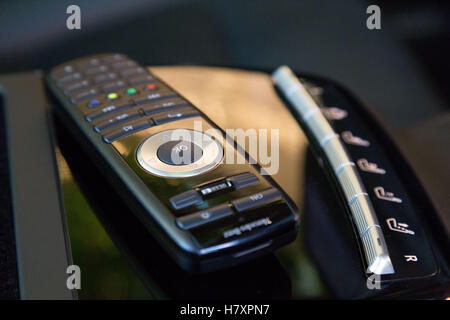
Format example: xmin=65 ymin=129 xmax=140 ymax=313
xmin=136 ymin=129 xmax=223 ymax=178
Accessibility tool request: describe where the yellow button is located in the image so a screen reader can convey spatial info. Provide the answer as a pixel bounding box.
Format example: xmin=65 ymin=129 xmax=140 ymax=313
xmin=107 ymin=92 xmax=118 ymax=100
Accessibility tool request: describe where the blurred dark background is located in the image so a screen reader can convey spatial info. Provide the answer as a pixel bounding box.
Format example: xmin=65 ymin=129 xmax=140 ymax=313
xmin=0 ymin=0 xmax=449 ymax=129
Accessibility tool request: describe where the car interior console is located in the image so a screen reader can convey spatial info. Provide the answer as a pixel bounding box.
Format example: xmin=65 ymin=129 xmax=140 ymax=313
xmin=1 ymin=53 xmax=448 ymax=299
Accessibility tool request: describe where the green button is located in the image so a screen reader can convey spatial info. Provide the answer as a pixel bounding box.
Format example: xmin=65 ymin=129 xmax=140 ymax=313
xmin=126 ymin=88 xmax=137 ymax=96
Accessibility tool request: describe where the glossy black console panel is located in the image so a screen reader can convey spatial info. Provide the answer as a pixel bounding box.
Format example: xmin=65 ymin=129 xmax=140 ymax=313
xmin=0 ymin=86 xmax=19 ymax=299
xmin=0 ymin=72 xmax=73 ymax=299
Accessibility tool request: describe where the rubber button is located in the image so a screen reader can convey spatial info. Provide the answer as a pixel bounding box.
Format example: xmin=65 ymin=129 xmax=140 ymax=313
xmin=141 ymin=98 xmax=188 ymax=115
xmin=228 ymin=172 xmax=259 ymax=190
xmin=176 ymin=204 xmax=233 ymax=230
xmin=152 ymin=107 xmax=199 ymax=124
xmin=85 ymin=100 xmax=133 ymax=122
xmin=102 ymin=120 xmax=152 ymax=143
xmin=93 ymin=72 xmax=117 ymax=84
xmin=232 ymin=188 xmax=282 ymax=212
xmin=56 ymin=72 xmax=82 ymax=87
xmin=87 ymin=99 xmax=100 ymax=108
xmin=106 ymin=92 xmax=119 ymax=101
xmin=102 ymin=81 xmax=126 ymax=93
xmin=133 ymin=91 xmax=177 ymax=105
xmin=169 ymin=190 xmax=202 ymax=210
xmin=63 ymin=80 xmax=90 ymax=94
xmin=84 ymin=65 xmax=108 ymax=76
xmin=93 ymin=110 xmax=141 ymax=132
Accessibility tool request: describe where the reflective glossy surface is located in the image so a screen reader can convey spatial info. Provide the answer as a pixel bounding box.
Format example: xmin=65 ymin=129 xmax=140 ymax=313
xmin=56 ymin=149 xmax=152 ymax=299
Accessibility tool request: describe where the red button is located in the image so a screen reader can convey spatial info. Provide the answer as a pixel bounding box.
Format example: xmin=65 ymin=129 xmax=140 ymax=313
xmin=145 ymin=84 xmax=156 ymax=91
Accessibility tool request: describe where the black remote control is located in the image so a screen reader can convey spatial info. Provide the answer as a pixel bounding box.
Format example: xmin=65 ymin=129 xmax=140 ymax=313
xmin=46 ymin=54 xmax=299 ymax=273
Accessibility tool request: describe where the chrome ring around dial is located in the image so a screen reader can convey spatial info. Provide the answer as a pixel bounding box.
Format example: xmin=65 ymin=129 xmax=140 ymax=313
xmin=136 ymin=129 xmax=223 ymax=178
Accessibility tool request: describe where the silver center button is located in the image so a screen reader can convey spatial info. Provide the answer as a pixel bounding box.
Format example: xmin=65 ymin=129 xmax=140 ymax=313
xmin=136 ymin=129 xmax=223 ymax=178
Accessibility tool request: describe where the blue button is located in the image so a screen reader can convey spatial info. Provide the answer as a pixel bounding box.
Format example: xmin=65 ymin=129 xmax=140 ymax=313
xmin=88 ymin=99 xmax=100 ymax=108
